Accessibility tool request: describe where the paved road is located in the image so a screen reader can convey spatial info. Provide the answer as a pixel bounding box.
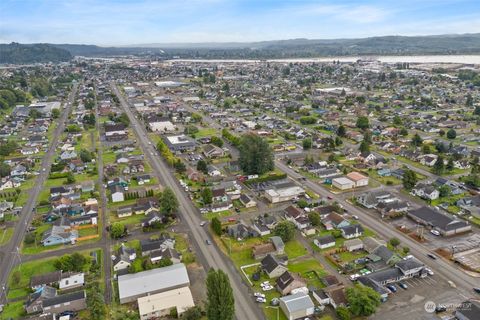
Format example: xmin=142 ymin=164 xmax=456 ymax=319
xmin=111 ymin=83 xmax=265 ymax=320
xmin=275 ymin=160 xmax=480 ymax=293
xmin=0 ymin=83 xmax=78 ymax=303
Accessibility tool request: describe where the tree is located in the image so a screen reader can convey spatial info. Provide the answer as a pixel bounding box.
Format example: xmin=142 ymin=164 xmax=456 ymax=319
xmin=66 ymin=172 xmax=75 ymax=184
xmin=466 ymin=93 xmax=473 ymax=107
xmin=297 ymin=199 xmax=308 ymax=208
xmin=211 ymin=136 xmax=224 ymax=148
xmin=201 ymin=188 xmax=213 ymax=205
xmin=336 ymin=306 xmax=351 ymax=320
xmin=87 ymin=282 xmax=106 ymax=320
xmin=182 ymin=306 xmax=203 ymax=320
xmin=346 ymin=284 xmax=381 ymax=316
xmin=393 ymin=115 xmax=402 ymax=126
xmin=52 ymin=108 xmax=60 ymax=119
xmin=402 ymin=246 xmax=410 ymax=255
xmin=446 ymin=158 xmax=454 ymax=171
xmin=335 ymin=136 xmax=343 ymax=146
xmin=29 ymin=108 xmax=42 ymax=119
xmin=211 ymin=217 xmax=222 ymax=236
xmin=79 ymin=149 xmax=93 ymax=163
xmin=402 ymin=169 xmax=418 ymax=191
xmin=158 ymin=258 xmax=174 ymax=268
xmin=399 ymin=127 xmax=408 ymax=136
xmin=446 ymin=129 xmax=457 ymax=139
xmin=206 ymin=269 xmax=235 ymax=320
xmin=238 ymin=133 xmax=274 ymax=175
xmin=474 ymin=105 xmax=480 ymax=116
xmin=363 ymin=130 xmax=372 ymax=144
xmin=274 ymin=220 xmax=296 ymax=242
xmin=0 ymin=162 xmax=11 ymax=177
xmin=160 ymin=187 xmax=179 ymax=216
xmin=110 ymin=222 xmax=126 ymax=239
xmin=411 ymin=133 xmax=423 ymax=147
xmin=422 ymin=144 xmax=431 ymax=154
xmin=302 ymin=138 xmax=312 ymax=150
xmin=356 ymin=116 xmax=369 ymax=130
xmin=433 ymin=156 xmax=445 ymax=175
xmin=389 ymin=237 xmax=400 ymax=248
xmin=359 ymin=140 xmax=370 ymax=153
xmin=308 ymin=212 xmax=321 ymax=226
xmin=439 ymin=185 xmax=451 ymax=198
xmin=337 ymin=124 xmax=346 ymax=137
xmin=197 ymin=159 xmax=208 ymax=174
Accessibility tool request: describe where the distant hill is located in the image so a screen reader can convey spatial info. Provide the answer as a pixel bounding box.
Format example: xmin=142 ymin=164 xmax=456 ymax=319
xmin=4 ymin=33 xmax=480 ymax=61
xmin=0 ymin=43 xmax=72 ymax=64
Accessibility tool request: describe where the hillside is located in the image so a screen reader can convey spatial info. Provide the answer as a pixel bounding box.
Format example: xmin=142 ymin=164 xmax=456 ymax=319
xmin=0 ymin=43 xmax=72 ymax=64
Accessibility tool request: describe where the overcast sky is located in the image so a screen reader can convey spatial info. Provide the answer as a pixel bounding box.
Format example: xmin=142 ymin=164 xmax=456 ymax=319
xmin=1 ymin=0 xmax=480 ymax=46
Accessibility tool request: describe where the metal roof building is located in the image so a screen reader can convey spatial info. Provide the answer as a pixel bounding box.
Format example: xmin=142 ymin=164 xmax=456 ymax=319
xmin=118 ymin=263 xmax=190 ymax=304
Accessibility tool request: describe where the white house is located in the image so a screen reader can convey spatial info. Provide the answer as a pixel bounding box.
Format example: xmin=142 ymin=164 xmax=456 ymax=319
xmin=346 ymin=172 xmax=369 ymax=187
xmin=332 ymin=177 xmax=354 ymax=190
xmin=280 ymin=293 xmax=314 ymax=320
xmin=59 ymin=273 xmax=85 ymax=290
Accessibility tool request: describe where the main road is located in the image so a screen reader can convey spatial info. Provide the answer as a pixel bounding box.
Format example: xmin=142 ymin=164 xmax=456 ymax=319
xmin=275 ymin=160 xmax=480 ymax=294
xmin=111 ymin=83 xmax=264 ymax=320
xmin=0 ymin=83 xmax=79 ymax=304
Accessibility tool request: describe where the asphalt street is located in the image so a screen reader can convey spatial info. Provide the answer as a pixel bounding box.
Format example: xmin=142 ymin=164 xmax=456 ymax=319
xmin=275 ymin=160 xmax=480 ymax=294
xmin=0 ymin=83 xmax=79 ymax=304
xmin=111 ymin=83 xmax=265 ymax=320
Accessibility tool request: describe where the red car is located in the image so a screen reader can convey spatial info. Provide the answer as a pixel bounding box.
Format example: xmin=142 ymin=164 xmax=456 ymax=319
xmin=327 ymin=196 xmax=333 ymax=200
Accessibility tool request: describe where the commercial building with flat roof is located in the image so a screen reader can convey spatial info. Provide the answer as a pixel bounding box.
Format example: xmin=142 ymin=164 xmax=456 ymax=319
xmin=137 ymin=287 xmax=195 ymax=320
xmin=118 ymin=263 xmax=190 ymax=304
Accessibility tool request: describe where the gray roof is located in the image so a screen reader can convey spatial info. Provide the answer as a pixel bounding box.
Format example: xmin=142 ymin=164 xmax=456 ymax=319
xmin=43 ymin=290 xmax=86 ymax=308
xmin=118 ymin=263 xmax=189 ymax=301
xmin=280 ymin=292 xmax=314 ymax=313
xmin=408 ymin=207 xmax=469 ymax=232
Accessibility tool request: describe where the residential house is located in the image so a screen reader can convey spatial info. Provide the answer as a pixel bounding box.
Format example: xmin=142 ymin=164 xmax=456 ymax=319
xmin=340 ymin=224 xmax=364 ymax=239
xmin=411 ymin=183 xmax=440 ymax=200
xmin=332 ymin=177 xmax=355 ymax=190
xmin=276 ymin=271 xmax=307 ymax=296
xmin=279 ymin=293 xmax=314 ymax=320
xmin=239 ymin=194 xmax=256 ymax=208
xmin=42 ymin=290 xmax=87 ymax=314
xmin=25 ymin=286 xmax=57 ymax=314
xmin=313 ymin=235 xmax=336 ymax=250
xmin=344 ymin=238 xmax=364 ymax=252
xmin=41 ymin=225 xmax=78 ymax=246
xmin=346 ymin=172 xmax=369 ymax=187
xmin=322 ymin=213 xmax=350 ymax=230
xmin=113 ymin=245 xmax=137 ymax=272
xmin=261 ymin=254 xmax=288 ymax=279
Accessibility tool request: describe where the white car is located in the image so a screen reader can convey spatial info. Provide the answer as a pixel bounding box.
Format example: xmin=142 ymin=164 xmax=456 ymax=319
xmin=261 ymin=281 xmax=270 ymax=286
xmin=254 ymin=292 xmax=265 ymax=298
xmin=256 ymin=297 xmax=266 ymax=303
xmin=425 ymin=268 xmax=434 ymax=276
xmin=430 ymin=229 xmax=440 ymax=236
xmin=262 ymin=285 xmax=274 ymax=291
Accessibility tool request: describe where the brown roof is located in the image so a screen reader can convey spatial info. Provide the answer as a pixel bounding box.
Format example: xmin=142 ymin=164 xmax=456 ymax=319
xmin=324 ymin=212 xmax=345 ymax=225
xmin=284 ymin=206 xmax=302 ymax=219
xmin=252 ymin=243 xmax=275 ymax=256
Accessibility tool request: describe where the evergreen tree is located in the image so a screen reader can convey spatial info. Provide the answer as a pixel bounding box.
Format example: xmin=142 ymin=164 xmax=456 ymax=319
xmin=206 ymin=269 xmax=235 ymax=320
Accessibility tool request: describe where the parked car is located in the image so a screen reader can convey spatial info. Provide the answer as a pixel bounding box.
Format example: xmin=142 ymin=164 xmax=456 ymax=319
xmin=352 ymin=215 xmax=359 ymax=220
xmin=435 ymin=305 xmax=447 ymax=313
xmin=254 ymin=292 xmax=266 ymax=298
xmin=386 ymin=284 xmax=397 ymax=293
xmin=473 ymin=287 xmax=480 ymax=294
xmin=256 ymin=297 xmax=266 ymax=303
xmin=425 ymin=268 xmax=434 ymax=276
xmin=430 ymin=229 xmax=440 ymax=236
xmin=398 ymin=282 xmax=408 ymax=289
xmin=200 ymin=221 xmax=207 ymax=227
xmin=206 ymin=239 xmax=212 ymax=245
xmin=427 ymin=253 xmax=437 ymax=260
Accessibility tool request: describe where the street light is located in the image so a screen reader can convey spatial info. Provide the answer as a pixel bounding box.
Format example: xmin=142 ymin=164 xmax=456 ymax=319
xmin=265 ymin=306 xmax=279 ymax=320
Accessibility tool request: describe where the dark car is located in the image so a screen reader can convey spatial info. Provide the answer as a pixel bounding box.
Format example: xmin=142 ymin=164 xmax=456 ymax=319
xmin=386 ymin=284 xmax=397 ymax=293
xmin=474 ymin=287 xmax=480 ymax=294
xmin=427 ymin=253 xmax=437 ymax=260
xmin=398 ymin=282 xmax=408 ymax=289
xmin=435 ymin=305 xmax=447 ymax=313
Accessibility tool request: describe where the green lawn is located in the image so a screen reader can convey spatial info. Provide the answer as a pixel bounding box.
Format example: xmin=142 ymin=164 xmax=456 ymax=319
xmin=0 ymin=227 xmax=14 ymax=245
xmin=203 ymin=210 xmax=232 ymax=220
xmin=284 ymin=240 xmax=308 ymax=259
xmin=8 ymin=258 xmax=57 ymax=294
xmin=288 ymin=259 xmax=328 ymax=288
xmin=196 ymin=128 xmax=218 ymax=138
xmin=0 ymin=301 xmax=26 ymax=320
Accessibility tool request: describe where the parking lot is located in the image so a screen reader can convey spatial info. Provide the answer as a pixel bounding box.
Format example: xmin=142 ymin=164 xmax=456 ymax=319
xmin=375 ymin=274 xmax=472 ymax=320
